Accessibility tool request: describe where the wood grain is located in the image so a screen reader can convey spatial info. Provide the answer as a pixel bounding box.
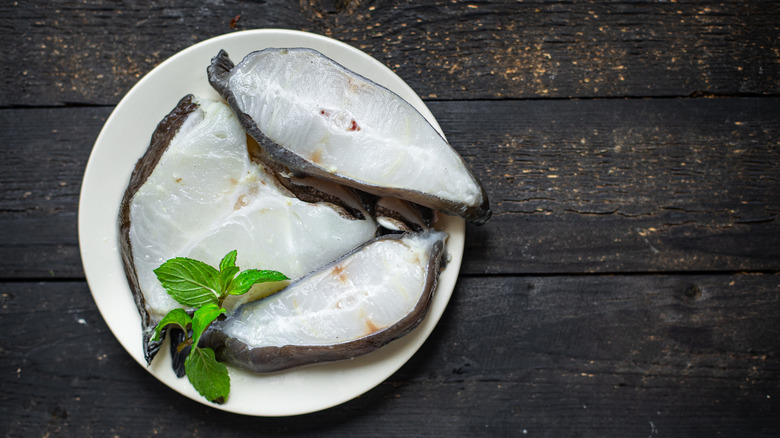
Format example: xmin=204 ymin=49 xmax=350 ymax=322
xmin=1 ymin=1 xmax=779 ymax=434
xmin=1 ymin=0 xmax=778 ymax=106
xmin=2 ymin=275 xmax=778 ymax=436
xmin=1 ymin=97 xmax=777 ymax=278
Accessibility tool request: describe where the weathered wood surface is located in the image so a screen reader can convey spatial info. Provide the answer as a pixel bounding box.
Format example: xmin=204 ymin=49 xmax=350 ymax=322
xmin=1 ymin=0 xmax=779 ymax=106
xmin=2 ymin=275 xmax=779 ymax=436
xmin=1 ymin=0 xmax=779 ymax=436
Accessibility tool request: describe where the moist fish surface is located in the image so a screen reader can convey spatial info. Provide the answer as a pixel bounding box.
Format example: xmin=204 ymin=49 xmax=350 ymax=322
xmin=208 ymin=48 xmax=491 ymax=224
xmin=201 ymin=230 xmax=448 ymax=373
xmin=118 ymin=95 xmax=378 ymax=362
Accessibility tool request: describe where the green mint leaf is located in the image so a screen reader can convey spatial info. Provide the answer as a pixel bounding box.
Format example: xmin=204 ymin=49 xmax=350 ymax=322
xmin=185 ymin=346 xmax=230 ymax=404
xmin=219 ymin=250 xmax=237 ymax=272
xmin=218 ymin=250 xmax=240 ymax=296
xmin=154 ymin=257 xmax=221 ymax=307
xmin=191 ymin=303 xmax=226 ymax=346
xmin=151 ymin=308 xmax=192 ymax=342
xmin=227 ymin=269 xmax=289 ymax=296
xmin=219 ymin=266 xmax=240 ymax=294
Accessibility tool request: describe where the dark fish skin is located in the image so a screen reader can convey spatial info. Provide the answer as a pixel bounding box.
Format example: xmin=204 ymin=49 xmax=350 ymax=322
xmin=374 ymin=197 xmax=435 ymax=233
xmin=199 ymin=232 xmax=446 ymax=374
xmin=118 ymin=95 xmax=200 ymax=364
xmin=208 ymin=49 xmax=492 ymax=225
xmin=169 ymin=327 xmax=191 ymax=378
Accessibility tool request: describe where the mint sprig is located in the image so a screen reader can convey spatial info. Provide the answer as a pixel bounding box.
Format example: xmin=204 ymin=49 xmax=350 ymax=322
xmin=152 ymin=250 xmax=288 ymax=404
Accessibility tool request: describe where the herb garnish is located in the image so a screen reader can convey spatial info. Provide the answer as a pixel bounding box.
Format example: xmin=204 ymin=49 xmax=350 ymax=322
xmin=152 ymin=250 xmax=288 ymax=404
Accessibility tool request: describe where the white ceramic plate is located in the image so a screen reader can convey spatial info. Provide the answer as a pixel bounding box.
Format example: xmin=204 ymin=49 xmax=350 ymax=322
xmin=78 ymin=29 xmax=464 ymax=416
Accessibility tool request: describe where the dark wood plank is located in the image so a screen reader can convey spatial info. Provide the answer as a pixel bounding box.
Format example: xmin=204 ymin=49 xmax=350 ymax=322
xmin=0 ymin=107 xmax=106 ymax=278
xmin=1 ymin=0 xmax=778 ymax=106
xmin=2 ymin=97 xmax=779 ymax=278
xmin=443 ymin=97 xmax=780 ymax=273
xmin=3 ymin=1 xmax=776 ymax=436
xmin=2 ymin=274 xmax=778 ymax=436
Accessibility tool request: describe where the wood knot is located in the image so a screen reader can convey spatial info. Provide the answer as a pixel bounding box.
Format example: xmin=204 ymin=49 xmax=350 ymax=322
xmin=682 ymin=284 xmax=703 ymax=301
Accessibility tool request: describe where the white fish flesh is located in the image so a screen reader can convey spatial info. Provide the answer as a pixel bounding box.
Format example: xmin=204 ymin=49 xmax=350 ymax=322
xmin=208 ymin=48 xmax=491 ymax=224
xmin=118 ymin=95 xmax=378 ymax=362
xmin=201 ymin=230 xmax=448 ymax=373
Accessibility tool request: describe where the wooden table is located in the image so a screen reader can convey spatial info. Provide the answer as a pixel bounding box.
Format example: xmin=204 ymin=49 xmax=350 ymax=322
xmin=2 ymin=1 xmax=779 ymax=436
